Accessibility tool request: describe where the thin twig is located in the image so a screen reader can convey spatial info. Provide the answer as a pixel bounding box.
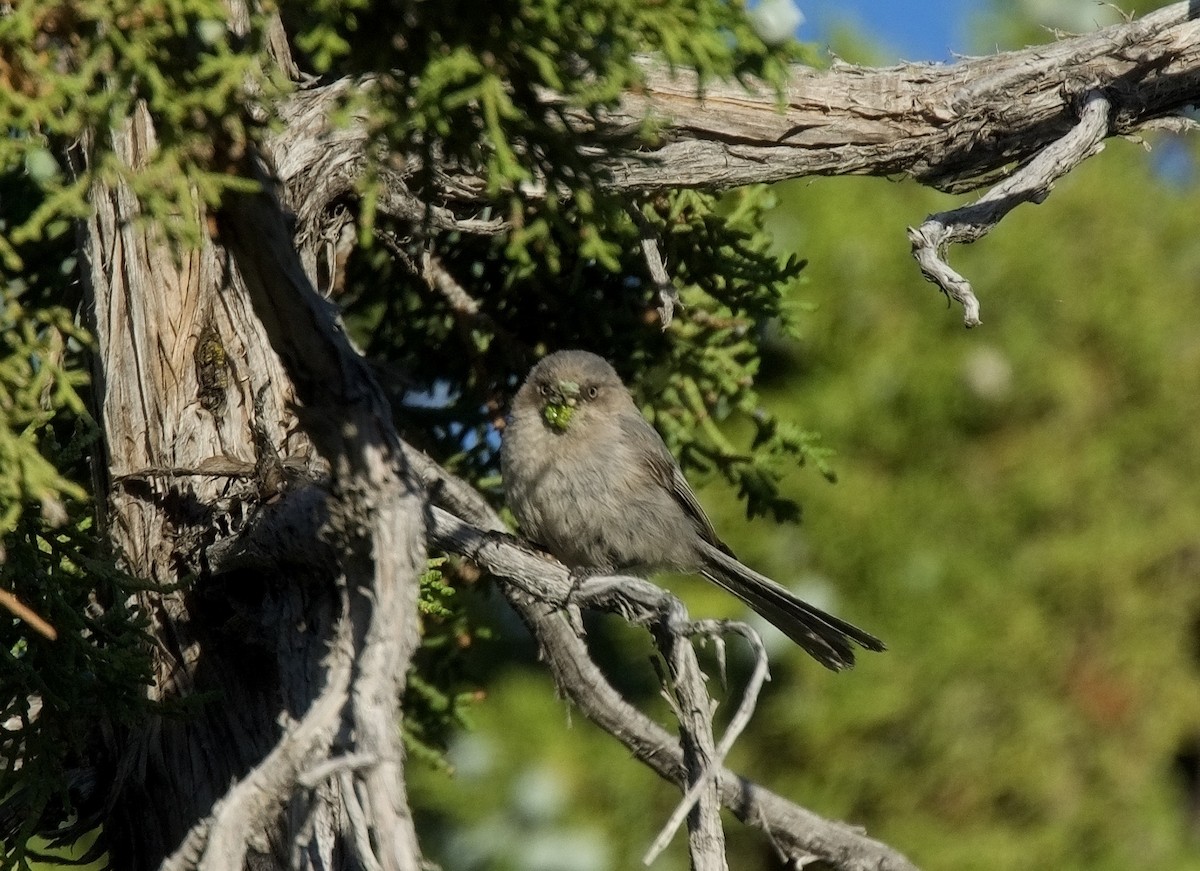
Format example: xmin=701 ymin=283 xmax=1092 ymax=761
xmin=0 ymin=588 xmax=58 ymax=641
xmin=644 ymin=620 xmax=770 ymax=865
xmin=656 ymin=619 xmax=727 ymax=869
xmin=627 ymin=205 xmax=680 ymax=329
xmin=377 ymin=232 xmax=484 ymax=318
xmin=341 ymin=769 xmax=384 ymax=871
xmin=421 ymin=251 xmax=481 ymax=316
xmin=908 ymin=90 xmax=1112 ymax=327
xmin=298 ymin=752 xmax=380 ymax=789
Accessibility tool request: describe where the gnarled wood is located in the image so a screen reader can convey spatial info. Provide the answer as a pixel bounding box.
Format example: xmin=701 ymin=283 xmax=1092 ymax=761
xmin=80 ymin=96 xmax=424 ymax=870
xmin=273 ymin=4 xmax=1200 ymax=206
xmin=267 ymin=3 xmax=1200 ymax=325
xmin=81 ymin=102 xmax=336 ymax=870
xmin=607 ymin=4 xmax=1200 ymax=193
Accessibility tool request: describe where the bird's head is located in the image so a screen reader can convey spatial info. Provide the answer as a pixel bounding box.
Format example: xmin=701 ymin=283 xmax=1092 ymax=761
xmin=516 ymin=350 xmax=627 ymax=433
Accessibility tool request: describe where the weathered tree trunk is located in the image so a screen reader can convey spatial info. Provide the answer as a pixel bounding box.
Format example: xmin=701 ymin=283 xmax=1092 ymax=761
xmin=80 ymin=103 xmax=327 ymax=869
xmin=80 ymin=99 xmax=424 ymax=869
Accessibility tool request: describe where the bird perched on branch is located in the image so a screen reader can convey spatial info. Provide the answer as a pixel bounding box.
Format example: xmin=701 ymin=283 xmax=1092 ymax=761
xmin=501 ymin=349 xmax=884 ymax=670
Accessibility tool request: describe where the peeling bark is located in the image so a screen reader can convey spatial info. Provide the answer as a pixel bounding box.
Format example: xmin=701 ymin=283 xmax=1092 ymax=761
xmin=80 ymin=100 xmax=424 ymax=870
xmin=80 ymin=103 xmax=337 ymax=870
xmin=268 ymin=2 xmax=1200 ymax=323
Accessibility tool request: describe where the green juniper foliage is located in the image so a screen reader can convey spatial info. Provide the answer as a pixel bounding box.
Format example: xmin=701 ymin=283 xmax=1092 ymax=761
xmin=404 ymin=557 xmax=486 ymax=770
xmin=0 ymin=513 xmax=153 ymax=870
xmin=0 ymin=0 xmax=277 ymax=257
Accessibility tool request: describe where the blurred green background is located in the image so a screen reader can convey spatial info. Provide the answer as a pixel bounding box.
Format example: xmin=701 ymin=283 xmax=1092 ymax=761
xmin=411 ymin=114 xmax=1200 ymax=871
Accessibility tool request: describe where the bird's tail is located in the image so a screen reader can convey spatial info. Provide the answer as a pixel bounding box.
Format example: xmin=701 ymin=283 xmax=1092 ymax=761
xmin=698 ymin=541 xmax=885 ymax=671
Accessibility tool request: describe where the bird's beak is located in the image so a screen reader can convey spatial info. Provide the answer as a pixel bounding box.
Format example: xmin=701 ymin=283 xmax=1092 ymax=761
xmin=541 ymin=379 xmax=580 ymax=432
xmin=555 ymin=379 xmax=580 ymax=407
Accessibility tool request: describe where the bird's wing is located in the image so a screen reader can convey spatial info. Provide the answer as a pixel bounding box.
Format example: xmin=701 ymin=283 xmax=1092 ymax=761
xmin=619 ymin=414 xmax=732 ymax=554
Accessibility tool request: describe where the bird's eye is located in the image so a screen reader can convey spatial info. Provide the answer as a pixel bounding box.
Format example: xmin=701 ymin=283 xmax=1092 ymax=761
xmin=539 ymin=384 xmax=551 ymax=396
xmin=586 ymin=386 xmax=599 ymax=399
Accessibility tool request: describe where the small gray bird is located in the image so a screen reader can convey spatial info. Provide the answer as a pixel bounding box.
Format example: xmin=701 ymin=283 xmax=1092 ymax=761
xmin=501 ymin=350 xmax=884 ymax=670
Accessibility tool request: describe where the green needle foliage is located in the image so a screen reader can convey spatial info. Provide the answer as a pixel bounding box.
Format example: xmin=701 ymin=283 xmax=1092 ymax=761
xmin=0 ymin=0 xmax=278 ymax=257
xmin=0 ymin=515 xmax=153 ymax=870
xmin=310 ymin=0 xmax=825 ymax=521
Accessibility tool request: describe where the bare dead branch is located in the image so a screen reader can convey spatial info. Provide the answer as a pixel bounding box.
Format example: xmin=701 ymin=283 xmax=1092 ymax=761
xmin=420 ymin=250 xmax=481 ymax=316
xmin=1132 ymin=115 xmax=1200 ymax=135
xmin=512 ymin=587 xmax=916 ymax=870
xmin=427 ymin=505 xmax=920 ymax=871
xmin=298 ymin=753 xmax=381 ymax=790
xmin=662 ymin=625 xmax=726 ymax=871
xmin=628 ymin=205 xmax=681 ymax=328
xmin=645 ymin=620 xmax=770 ymax=865
xmin=376 ymin=231 xmax=529 ymax=362
xmin=908 ymin=90 xmax=1113 ymax=325
xmin=269 ymin=2 xmax=1200 ymax=330
xmin=609 ymin=4 xmax=1199 ymax=192
xmin=572 ymin=575 xmax=727 ymax=868
xmin=340 ymin=769 xmax=384 ymax=871
xmin=274 ymin=2 xmax=1200 ymax=197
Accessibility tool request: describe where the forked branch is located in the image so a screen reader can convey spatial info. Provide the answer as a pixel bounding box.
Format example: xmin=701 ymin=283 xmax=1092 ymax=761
xmin=908 ymin=90 xmax=1114 ymax=326
xmin=426 ymin=501 xmax=918 ymax=871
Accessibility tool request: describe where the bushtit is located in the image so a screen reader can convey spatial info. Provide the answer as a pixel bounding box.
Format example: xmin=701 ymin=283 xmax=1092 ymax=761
xmin=502 ymin=350 xmax=884 ymax=670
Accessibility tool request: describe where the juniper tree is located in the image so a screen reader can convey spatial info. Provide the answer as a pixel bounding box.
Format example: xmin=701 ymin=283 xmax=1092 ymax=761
xmin=1 ymin=1 xmax=1198 ymax=869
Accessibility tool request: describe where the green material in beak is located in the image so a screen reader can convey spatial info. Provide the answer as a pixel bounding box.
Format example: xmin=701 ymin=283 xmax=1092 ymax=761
xmin=542 ymin=379 xmax=580 ymax=431
xmin=542 ymin=402 xmax=574 ymax=430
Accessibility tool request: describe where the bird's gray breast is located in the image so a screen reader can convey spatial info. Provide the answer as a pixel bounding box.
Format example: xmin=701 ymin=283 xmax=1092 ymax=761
xmin=502 ymin=411 xmax=700 ymax=572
